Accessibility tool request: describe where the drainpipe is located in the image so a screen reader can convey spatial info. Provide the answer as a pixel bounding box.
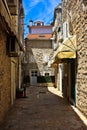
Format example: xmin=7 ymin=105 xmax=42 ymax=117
xmin=19 ymin=53 xmax=21 ymax=89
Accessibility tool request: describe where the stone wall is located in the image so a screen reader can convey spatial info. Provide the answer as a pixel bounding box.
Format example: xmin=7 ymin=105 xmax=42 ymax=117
xmin=63 ymin=0 xmax=87 ymax=117
xmin=0 ymin=0 xmax=24 ymax=123
xmin=26 ymin=40 xmax=52 ymax=50
xmin=25 ymin=40 xmax=54 ymax=76
xmin=0 ymin=30 xmax=11 ymax=122
xmin=25 ymin=39 xmax=55 ymax=86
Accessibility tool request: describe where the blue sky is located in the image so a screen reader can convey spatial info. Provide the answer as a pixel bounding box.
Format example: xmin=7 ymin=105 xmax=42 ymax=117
xmin=22 ymin=0 xmax=61 ymax=37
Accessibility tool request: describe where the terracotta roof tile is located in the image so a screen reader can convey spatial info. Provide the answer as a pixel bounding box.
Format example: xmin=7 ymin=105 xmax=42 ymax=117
xmin=27 ymin=34 xmax=52 ymax=40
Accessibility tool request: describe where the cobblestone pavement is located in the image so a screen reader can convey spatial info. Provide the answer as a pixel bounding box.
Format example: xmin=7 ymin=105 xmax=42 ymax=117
xmin=0 ymin=86 xmax=87 ymax=130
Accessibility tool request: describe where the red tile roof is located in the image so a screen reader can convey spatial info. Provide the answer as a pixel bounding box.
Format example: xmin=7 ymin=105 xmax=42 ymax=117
xmin=27 ymin=34 xmax=52 ymax=40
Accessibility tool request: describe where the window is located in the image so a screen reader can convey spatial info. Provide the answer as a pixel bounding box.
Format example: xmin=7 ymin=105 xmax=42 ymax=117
xmin=58 ymin=27 xmax=61 ymax=32
xmin=6 ymin=36 xmax=16 ymax=54
xmin=37 ymin=23 xmax=41 ymax=26
xmin=31 ymin=71 xmax=38 ymax=76
xmin=10 ymin=37 xmax=15 ymax=52
xmin=45 ymin=73 xmax=49 ymax=76
xmin=68 ymin=12 xmax=73 ymax=35
xmin=63 ymin=21 xmax=68 ymax=40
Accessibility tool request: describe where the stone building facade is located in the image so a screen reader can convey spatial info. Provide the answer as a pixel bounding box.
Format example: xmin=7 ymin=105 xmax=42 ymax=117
xmin=0 ymin=0 xmax=24 ymax=122
xmin=0 ymin=28 xmax=11 ymax=123
xmin=52 ymin=4 xmax=62 ymax=91
xmin=49 ymin=0 xmax=87 ymax=117
xmin=62 ymin=0 xmax=87 ymax=117
xmin=24 ymin=21 xmax=55 ymax=87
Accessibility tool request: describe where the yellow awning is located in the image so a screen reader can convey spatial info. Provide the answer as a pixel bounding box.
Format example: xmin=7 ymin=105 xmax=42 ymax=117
xmin=58 ymin=52 xmax=76 ymax=58
xmin=57 ymin=35 xmax=77 ymax=59
xmin=48 ymin=35 xmax=77 ymax=67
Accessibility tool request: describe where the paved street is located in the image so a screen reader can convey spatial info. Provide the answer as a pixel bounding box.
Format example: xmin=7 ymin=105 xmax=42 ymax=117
xmin=0 ymin=86 xmax=87 ymax=130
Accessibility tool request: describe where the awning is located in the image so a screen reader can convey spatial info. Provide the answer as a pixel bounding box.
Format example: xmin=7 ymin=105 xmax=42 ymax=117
xmin=56 ymin=35 xmax=77 ymax=59
xmin=48 ymin=35 xmax=77 ymax=68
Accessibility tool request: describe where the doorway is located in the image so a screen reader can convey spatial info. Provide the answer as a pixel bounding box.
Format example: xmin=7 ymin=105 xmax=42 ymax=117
xmin=70 ymin=59 xmax=76 ymax=105
xmin=30 ymin=70 xmax=38 ymax=86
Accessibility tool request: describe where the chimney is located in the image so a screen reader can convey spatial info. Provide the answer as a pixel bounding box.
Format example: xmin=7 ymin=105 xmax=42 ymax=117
xmin=29 ymin=19 xmax=33 ymax=26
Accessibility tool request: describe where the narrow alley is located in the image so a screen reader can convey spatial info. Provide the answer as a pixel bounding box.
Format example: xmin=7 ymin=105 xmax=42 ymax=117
xmin=0 ymin=86 xmax=87 ymax=130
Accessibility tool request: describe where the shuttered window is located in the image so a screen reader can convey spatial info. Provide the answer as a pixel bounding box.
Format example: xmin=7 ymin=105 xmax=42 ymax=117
xmin=63 ymin=21 xmax=68 ymax=40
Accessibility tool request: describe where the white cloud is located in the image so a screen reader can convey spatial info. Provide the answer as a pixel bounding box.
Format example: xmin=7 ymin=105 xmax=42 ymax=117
xmin=23 ymin=0 xmax=61 ymax=37
xmin=24 ymin=0 xmax=45 ymax=16
xmin=34 ymin=0 xmax=58 ymax=24
xmin=37 ymin=0 xmax=61 ymax=23
xmin=29 ymin=0 xmax=42 ymax=7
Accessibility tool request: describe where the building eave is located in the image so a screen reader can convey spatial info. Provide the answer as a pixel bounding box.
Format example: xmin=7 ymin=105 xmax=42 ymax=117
xmin=0 ymin=0 xmax=24 ymax=51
